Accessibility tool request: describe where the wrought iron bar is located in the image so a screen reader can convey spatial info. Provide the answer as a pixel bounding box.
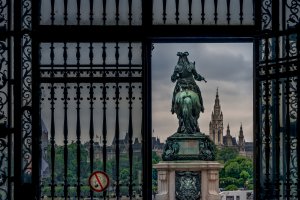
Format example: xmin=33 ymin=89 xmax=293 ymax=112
xmin=102 ymin=0 xmax=107 ymax=25
xmin=188 ymin=0 xmax=192 ymax=24
xmin=49 ymin=83 xmax=57 ymax=200
xmin=114 ymin=43 xmax=121 ymax=199
xmin=297 ymin=31 xmax=300 ymax=200
xmin=263 ymin=36 xmax=271 ymax=199
xmin=226 ymin=0 xmax=231 ymax=24
xmin=214 ymin=0 xmax=218 ymax=24
xmin=252 ymin=0 xmax=255 ymax=22
xmin=75 ymin=42 xmax=81 ymax=200
xmin=201 ymin=0 xmax=205 ymax=24
xmin=75 ymin=83 xmax=82 ymax=200
xmin=40 ymin=77 xmax=142 ymax=84
xmin=63 ymin=42 xmax=69 ymax=199
xmin=115 ymin=0 xmax=120 ymax=25
xmin=49 ymin=42 xmax=56 ymax=200
xmin=76 ymin=0 xmax=81 ymax=25
xmin=89 ymin=42 xmax=95 ymax=199
xmin=101 ymin=42 xmax=108 ymax=199
xmin=64 ymin=0 xmax=68 ymax=25
xmin=40 ymin=64 xmax=142 ymax=68
xmin=175 ymin=0 xmax=179 ymax=24
xmin=285 ymin=35 xmax=291 ymax=200
xmin=239 ymin=0 xmax=243 ymax=24
xmin=254 ymin=36 xmax=261 ymax=200
xmin=76 ymin=43 xmax=81 ymax=77
xmin=90 ymin=0 xmax=94 ymax=25
xmin=89 ymin=43 xmax=94 ymax=77
xmin=88 ymin=83 xmax=95 ymax=199
xmin=141 ymin=41 xmax=151 ymax=199
xmin=128 ymin=0 xmax=133 ymax=26
xmin=273 ymin=35 xmax=280 ymax=199
xmin=7 ymin=2 xmax=12 ymax=196
xmin=63 ymin=43 xmax=68 ymax=78
xmin=51 ymin=0 xmax=55 ymax=25
xmin=127 ymin=43 xmax=134 ymax=198
xmin=162 ymin=0 xmax=167 ymax=24
xmin=14 ymin=0 xmax=23 ymax=198
xmin=62 ymin=83 xmax=69 ymax=199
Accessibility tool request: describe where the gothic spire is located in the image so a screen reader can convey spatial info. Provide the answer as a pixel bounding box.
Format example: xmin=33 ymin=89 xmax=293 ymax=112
xmin=215 ymin=88 xmax=220 ymax=106
xmin=226 ymin=123 xmax=230 ymax=136
xmin=238 ymin=123 xmax=245 ymax=150
xmin=239 ymin=123 xmax=244 ymax=137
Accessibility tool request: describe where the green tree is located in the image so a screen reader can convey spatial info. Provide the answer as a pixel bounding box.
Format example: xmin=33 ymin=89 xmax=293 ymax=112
xmin=219 ymin=155 xmax=253 ymax=190
xmin=225 ymin=161 xmax=240 ymax=179
xmin=225 ymin=184 xmax=238 ymax=191
xmin=216 ymin=147 xmax=239 ymax=163
xmin=120 ymin=168 xmax=130 ymax=182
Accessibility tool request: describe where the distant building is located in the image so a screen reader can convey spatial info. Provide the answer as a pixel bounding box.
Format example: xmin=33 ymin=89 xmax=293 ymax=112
xmin=209 ymin=88 xmax=253 ymax=158
xmin=85 ymin=132 xmax=164 ymax=161
xmin=220 ymin=190 xmax=253 ymax=200
xmin=152 ymin=136 xmax=164 ymax=157
xmin=209 ymin=88 xmax=224 ymax=145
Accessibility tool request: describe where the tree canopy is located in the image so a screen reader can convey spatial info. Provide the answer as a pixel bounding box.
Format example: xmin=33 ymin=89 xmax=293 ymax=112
xmin=217 ymin=147 xmax=253 ymax=190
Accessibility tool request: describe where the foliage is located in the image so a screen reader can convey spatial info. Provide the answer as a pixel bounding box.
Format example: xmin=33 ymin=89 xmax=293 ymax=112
xmin=218 ymin=148 xmax=253 ymax=190
xmin=225 ymin=184 xmax=238 ymax=191
xmin=41 ymin=143 xmax=144 ymax=197
xmin=216 ymin=147 xmax=239 ymax=163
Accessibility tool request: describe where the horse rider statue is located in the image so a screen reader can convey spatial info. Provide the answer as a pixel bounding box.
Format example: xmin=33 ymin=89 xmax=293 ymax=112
xmin=171 ymin=52 xmax=207 ymax=134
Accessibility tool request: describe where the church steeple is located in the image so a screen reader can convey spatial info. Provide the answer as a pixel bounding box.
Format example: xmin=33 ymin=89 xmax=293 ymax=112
xmin=209 ymin=87 xmax=224 ymax=146
xmin=226 ymin=123 xmax=230 ymax=136
xmin=239 ymin=123 xmax=245 ymax=151
xmin=239 ymin=123 xmax=244 ymax=137
xmin=214 ymin=88 xmax=221 ymax=114
xmin=224 ymin=123 xmax=233 ymax=146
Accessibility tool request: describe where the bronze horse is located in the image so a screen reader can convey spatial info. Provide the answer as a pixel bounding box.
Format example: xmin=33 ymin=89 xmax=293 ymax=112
xmin=171 ymin=52 xmax=206 ymax=134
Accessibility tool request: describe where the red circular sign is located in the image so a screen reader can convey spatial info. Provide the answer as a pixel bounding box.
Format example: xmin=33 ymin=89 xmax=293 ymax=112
xmin=89 ymin=171 xmax=110 ymax=192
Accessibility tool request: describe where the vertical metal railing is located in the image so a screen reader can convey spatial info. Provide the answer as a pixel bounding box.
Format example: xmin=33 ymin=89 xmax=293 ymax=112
xmin=39 ymin=0 xmax=255 ymax=26
xmin=296 ymin=31 xmax=300 ymax=199
xmin=284 ymin=35 xmax=290 ymax=199
xmin=256 ymin=29 xmax=300 ymax=199
xmin=114 ymin=43 xmax=120 ymax=199
xmin=50 ymin=82 xmax=56 ymax=199
xmin=127 ymin=43 xmax=134 ymax=198
xmin=101 ymin=42 xmax=108 ymax=199
xmin=42 ymin=0 xmax=142 ymax=25
xmin=38 ymin=42 xmax=143 ymax=199
xmin=75 ymin=42 xmax=82 ymax=200
xmin=153 ymin=0 xmax=253 ymax=25
xmin=0 ymin=0 xmax=12 ymax=199
xmin=273 ymin=35 xmax=281 ymax=198
xmin=263 ymin=35 xmax=271 ymax=199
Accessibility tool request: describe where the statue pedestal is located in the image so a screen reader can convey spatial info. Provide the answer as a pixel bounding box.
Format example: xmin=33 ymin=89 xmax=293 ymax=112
xmin=153 ymin=161 xmax=223 ymax=200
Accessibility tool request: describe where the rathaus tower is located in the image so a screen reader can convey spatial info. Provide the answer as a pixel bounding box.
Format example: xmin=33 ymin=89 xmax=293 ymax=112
xmin=209 ymin=88 xmax=224 ymax=145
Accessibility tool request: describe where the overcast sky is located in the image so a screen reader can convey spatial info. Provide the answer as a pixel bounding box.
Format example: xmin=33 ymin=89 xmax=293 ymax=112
xmin=152 ymin=43 xmax=253 ymax=142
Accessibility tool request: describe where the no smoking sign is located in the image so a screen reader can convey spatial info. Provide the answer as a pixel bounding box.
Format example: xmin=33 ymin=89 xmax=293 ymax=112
xmin=89 ymin=171 xmax=110 ymax=192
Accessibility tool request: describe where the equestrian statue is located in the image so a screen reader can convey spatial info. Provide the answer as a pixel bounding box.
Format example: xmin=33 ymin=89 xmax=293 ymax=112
xmin=162 ymin=51 xmax=216 ymax=161
xmin=171 ymin=52 xmax=207 ymax=134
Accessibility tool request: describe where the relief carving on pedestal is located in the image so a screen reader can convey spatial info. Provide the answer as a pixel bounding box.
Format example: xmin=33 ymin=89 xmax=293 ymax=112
xmin=175 ymin=171 xmax=201 ymax=200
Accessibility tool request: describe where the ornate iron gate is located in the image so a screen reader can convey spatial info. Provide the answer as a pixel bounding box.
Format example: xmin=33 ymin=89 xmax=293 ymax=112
xmin=0 ymin=0 xmax=299 ymax=199
xmin=255 ymin=1 xmax=300 ymax=199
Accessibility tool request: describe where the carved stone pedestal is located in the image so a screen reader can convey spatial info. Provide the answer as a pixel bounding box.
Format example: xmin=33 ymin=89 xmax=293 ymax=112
xmin=153 ymin=161 xmax=223 ymax=200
